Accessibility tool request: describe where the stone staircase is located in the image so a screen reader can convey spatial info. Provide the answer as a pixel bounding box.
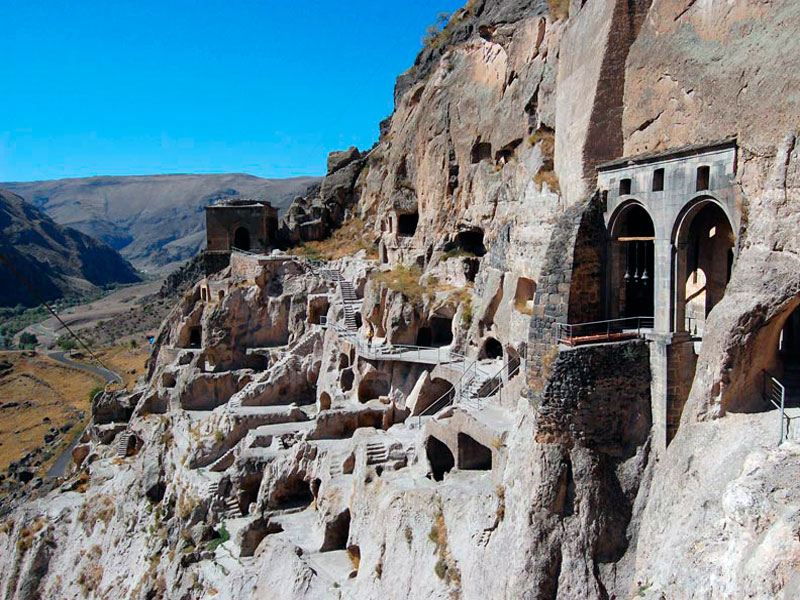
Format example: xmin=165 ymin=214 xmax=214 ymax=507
xmin=224 ymin=496 xmax=243 ymax=519
xmin=338 ymin=278 xmax=360 ymax=332
xmin=207 ymin=479 xmax=220 ymax=497
xmin=328 ymin=449 xmax=350 ymax=477
xmin=115 ymin=430 xmax=132 ymax=458
xmin=208 ymin=447 xmax=236 ymax=472
xmin=477 ymin=528 xmax=493 ymax=547
xmin=366 ymin=441 xmax=388 ymax=465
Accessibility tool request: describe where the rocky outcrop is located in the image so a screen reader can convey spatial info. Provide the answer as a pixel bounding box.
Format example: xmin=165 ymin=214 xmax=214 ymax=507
xmin=2 ymin=2 xmax=800 ymax=600
xmin=0 ymin=189 xmax=140 ymax=307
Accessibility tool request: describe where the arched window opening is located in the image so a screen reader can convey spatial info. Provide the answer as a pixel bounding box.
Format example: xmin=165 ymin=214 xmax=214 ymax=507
xmin=233 ymin=226 xmax=251 ymax=251
xmin=610 ymin=204 xmax=655 ymax=319
xmin=514 ymin=277 xmax=536 ymax=315
xmin=319 ymin=391 xmax=332 ymax=411
xmin=676 ymin=202 xmax=735 ymax=337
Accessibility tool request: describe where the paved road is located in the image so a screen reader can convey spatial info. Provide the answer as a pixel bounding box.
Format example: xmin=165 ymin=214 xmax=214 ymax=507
xmin=44 ymin=352 xmax=120 ymax=479
xmin=47 ymin=351 xmax=122 ymax=384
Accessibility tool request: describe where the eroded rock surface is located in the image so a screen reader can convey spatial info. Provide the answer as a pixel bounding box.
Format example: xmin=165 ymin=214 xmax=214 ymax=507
xmin=2 ymin=1 xmax=800 ymax=599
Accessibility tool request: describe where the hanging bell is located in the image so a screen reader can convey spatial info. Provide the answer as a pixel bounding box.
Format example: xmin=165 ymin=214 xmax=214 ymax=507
xmin=641 ymin=243 xmax=649 ymax=284
xmin=623 ymin=241 xmax=631 ymax=281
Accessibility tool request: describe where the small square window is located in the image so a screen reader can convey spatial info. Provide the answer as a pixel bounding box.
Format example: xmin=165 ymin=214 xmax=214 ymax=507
xmin=696 ymin=166 xmax=710 ymax=191
xmin=652 ymin=168 xmax=664 ymax=192
xmin=619 ymin=178 xmax=632 ymax=195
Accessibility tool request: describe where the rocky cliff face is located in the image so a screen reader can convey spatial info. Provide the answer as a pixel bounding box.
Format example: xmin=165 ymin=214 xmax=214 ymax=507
xmin=0 ymin=190 xmax=140 ymax=307
xmin=1 ymin=1 xmax=799 ymax=599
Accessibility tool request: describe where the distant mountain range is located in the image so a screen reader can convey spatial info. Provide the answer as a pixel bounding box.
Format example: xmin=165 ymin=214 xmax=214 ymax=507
xmin=0 ymin=189 xmax=140 ymax=308
xmin=2 ymin=174 xmax=319 ymax=273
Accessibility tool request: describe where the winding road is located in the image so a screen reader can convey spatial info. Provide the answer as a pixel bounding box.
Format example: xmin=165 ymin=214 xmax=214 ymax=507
xmin=47 ymin=351 xmax=122 ymax=384
xmin=44 ymin=352 xmax=121 ymax=479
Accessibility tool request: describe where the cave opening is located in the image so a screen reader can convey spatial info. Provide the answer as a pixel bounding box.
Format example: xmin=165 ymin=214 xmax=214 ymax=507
xmin=426 ymin=436 xmax=454 ymax=481
xmin=457 ymin=433 xmax=492 ymax=471
xmin=397 ymin=212 xmax=419 ymax=237
xmin=430 ymin=316 xmax=454 ymax=347
xmin=446 ymin=229 xmax=486 ymax=257
xmin=357 ymin=372 xmax=390 ymax=403
xmin=320 ymin=509 xmax=351 ymax=552
xmin=471 ymin=140 xmax=493 ymax=163
xmin=482 ymin=337 xmax=503 ymax=360
xmin=272 ymin=476 xmax=313 ymax=511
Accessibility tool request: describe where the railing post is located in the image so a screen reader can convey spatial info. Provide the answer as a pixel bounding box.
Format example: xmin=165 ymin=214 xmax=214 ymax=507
xmin=779 ymin=381 xmax=786 ymax=445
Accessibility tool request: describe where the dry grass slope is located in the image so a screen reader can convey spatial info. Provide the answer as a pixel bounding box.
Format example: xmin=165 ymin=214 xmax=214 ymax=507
xmin=295 ymin=218 xmax=378 ymax=261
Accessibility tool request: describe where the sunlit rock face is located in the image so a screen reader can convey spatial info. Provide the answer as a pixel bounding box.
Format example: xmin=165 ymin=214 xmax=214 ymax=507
xmin=2 ymin=2 xmax=800 ymax=599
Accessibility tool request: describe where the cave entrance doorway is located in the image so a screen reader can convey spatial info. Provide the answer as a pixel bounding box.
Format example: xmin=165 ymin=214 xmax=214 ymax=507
xmin=609 ymin=204 xmax=655 ymax=320
xmin=357 ymin=372 xmax=390 ymax=403
xmin=188 ymin=326 xmax=202 ymax=348
xmin=430 ymin=317 xmax=453 ymax=347
xmin=233 ymin=226 xmax=251 ymax=251
xmin=426 ymin=436 xmax=454 ymax=481
xmin=457 ymin=433 xmax=492 ymax=471
xmin=674 ymin=200 xmax=735 ymax=338
xmin=416 ymin=327 xmax=432 ymax=347
xmin=778 ymin=304 xmax=800 ymax=407
xmin=451 ymin=230 xmax=486 ymax=257
xmin=320 ymin=509 xmax=351 ymax=552
xmin=272 ymin=476 xmax=313 ymax=511
xmin=482 ymin=337 xmax=503 ymax=360
xmin=397 ymin=212 xmax=419 ymax=237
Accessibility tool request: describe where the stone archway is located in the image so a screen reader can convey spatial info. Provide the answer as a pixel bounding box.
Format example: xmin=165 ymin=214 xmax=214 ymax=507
xmin=233 ymin=226 xmax=251 ymax=251
xmin=608 ymin=202 xmax=655 ymax=320
xmin=673 ymin=198 xmax=735 ymax=337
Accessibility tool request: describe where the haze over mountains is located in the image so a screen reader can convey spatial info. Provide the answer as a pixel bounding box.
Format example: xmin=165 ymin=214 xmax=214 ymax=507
xmin=3 ymin=174 xmax=320 ymax=273
xmin=0 ymin=190 xmax=140 ymax=308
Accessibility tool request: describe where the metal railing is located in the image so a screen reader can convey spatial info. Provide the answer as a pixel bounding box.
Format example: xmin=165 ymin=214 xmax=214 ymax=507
xmin=417 ymin=359 xmax=480 ymax=426
xmin=685 ymin=315 xmax=704 ymax=338
xmin=466 ymin=347 xmax=527 ymax=410
xmin=556 ymin=316 xmax=654 ymax=346
xmin=763 ymin=370 xmax=799 ymax=445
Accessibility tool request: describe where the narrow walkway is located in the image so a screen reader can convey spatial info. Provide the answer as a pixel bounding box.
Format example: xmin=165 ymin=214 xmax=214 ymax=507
xmin=313 ymin=264 xmax=521 ymax=418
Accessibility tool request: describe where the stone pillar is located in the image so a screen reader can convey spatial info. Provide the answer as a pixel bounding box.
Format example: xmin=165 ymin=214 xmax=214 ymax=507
xmin=647 ymin=334 xmax=671 ymax=452
xmin=674 ymin=241 xmax=688 ymax=334
xmin=653 ymin=239 xmax=673 ymax=334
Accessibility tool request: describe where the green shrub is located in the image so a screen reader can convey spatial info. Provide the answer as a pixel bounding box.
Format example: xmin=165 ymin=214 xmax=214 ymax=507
xmin=205 ymin=524 xmax=230 ymax=552
xmin=18 ymin=332 xmax=38 ymax=348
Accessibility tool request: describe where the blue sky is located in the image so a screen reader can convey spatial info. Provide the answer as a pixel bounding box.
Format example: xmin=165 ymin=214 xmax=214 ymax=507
xmin=0 ymin=0 xmax=464 ymax=182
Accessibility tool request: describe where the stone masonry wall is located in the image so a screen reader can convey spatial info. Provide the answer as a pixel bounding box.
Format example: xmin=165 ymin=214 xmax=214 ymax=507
xmin=536 ymin=340 xmax=652 ymax=458
xmin=527 ymin=193 xmax=606 ymax=385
